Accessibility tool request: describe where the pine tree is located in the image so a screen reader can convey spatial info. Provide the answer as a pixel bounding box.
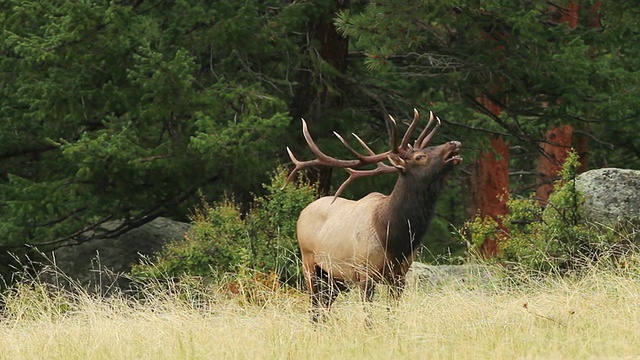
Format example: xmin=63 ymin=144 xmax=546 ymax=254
xmin=0 ymin=1 xmax=316 ymax=252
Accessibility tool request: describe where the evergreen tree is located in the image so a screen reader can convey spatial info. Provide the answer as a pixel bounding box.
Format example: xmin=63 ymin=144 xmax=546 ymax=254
xmin=347 ymin=0 xmax=640 ymax=159
xmin=0 ymin=1 xmax=319 ymax=252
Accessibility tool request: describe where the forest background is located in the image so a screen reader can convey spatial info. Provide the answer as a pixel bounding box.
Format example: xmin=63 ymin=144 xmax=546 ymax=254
xmin=1 ymin=0 xmax=639 ymax=281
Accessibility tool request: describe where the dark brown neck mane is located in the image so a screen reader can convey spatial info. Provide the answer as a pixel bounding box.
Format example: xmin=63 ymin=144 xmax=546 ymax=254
xmin=375 ymin=172 xmax=448 ymax=259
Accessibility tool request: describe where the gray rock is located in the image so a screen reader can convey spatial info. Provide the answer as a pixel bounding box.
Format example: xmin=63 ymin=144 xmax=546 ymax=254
xmin=575 ymin=168 xmax=640 ymax=243
xmin=48 ymin=217 xmax=190 ymax=290
xmin=407 ymin=262 xmax=496 ymax=287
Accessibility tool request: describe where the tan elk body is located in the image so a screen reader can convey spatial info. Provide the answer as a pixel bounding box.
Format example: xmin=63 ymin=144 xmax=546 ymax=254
xmin=286 ymin=109 xmax=462 ymax=320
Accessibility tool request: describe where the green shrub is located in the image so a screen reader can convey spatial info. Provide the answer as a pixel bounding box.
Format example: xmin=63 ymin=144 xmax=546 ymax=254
xmin=467 ymin=150 xmax=623 ymax=273
xmin=132 ymin=198 xmax=251 ymax=279
xmin=131 ymin=167 xmax=317 ymax=286
xmin=246 ymin=167 xmax=317 ymax=285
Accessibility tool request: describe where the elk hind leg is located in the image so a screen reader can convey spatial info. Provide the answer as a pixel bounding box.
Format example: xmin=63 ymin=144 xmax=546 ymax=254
xmin=357 ymin=276 xmax=376 ymax=327
xmin=309 ymin=264 xmax=342 ymax=322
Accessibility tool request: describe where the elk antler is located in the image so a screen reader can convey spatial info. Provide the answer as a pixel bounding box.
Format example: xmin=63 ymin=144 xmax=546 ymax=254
xmin=284 ymin=109 xmax=441 ymax=200
xmin=414 ymin=110 xmax=441 ymax=149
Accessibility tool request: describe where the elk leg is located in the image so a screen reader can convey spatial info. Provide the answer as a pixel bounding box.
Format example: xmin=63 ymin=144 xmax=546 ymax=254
xmin=309 ymin=264 xmax=342 ymax=322
xmin=383 ymin=274 xmax=406 ymax=323
xmin=302 ymin=254 xmax=347 ymax=322
xmin=389 ymin=275 xmax=406 ymax=302
xmin=301 ymin=255 xmax=325 ymax=322
xmin=358 ymin=277 xmax=376 ymax=302
xmin=357 ymin=276 xmax=376 ymax=327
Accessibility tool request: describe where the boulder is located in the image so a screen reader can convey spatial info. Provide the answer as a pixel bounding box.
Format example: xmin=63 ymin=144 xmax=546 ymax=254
xmin=575 ymin=168 xmax=640 ymax=243
xmin=49 ymin=217 xmax=190 ymax=290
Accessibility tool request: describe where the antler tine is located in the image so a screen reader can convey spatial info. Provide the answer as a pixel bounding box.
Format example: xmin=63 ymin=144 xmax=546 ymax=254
xmin=387 ymin=115 xmax=398 ymax=152
xmin=398 ymin=108 xmax=421 ymax=150
xmin=418 ymin=115 xmax=442 ymax=149
xmin=333 ymin=131 xmax=372 ymax=161
xmin=331 ymin=163 xmax=398 ymax=203
xmin=300 ymin=119 xmax=361 ymax=167
xmin=351 ymin=133 xmax=376 ymax=155
xmin=333 ymin=129 xmax=393 ymax=162
xmin=282 ymin=146 xmax=320 ymax=189
xmin=414 ymin=111 xmax=441 ymax=149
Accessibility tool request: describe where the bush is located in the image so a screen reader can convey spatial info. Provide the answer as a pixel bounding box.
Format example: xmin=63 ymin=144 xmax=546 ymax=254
xmin=131 ymin=198 xmax=251 ymax=279
xmin=246 ymin=167 xmax=317 ymax=284
xmin=131 ymin=167 xmax=317 ymax=287
xmin=467 ymin=150 xmax=624 ymax=273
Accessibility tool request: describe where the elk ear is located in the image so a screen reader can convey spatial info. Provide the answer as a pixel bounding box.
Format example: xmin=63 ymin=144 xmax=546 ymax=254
xmin=387 ymin=154 xmax=406 ymax=172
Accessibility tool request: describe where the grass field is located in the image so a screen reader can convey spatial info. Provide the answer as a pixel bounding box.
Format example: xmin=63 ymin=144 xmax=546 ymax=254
xmin=1 ymin=266 xmax=639 ymax=360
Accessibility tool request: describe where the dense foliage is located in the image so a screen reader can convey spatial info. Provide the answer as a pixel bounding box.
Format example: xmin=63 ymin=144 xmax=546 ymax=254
xmin=131 ymin=168 xmax=316 ymax=285
xmin=0 ymin=0 xmax=313 ymax=250
xmin=468 ymin=151 xmax=627 ymax=272
xmin=337 ymin=0 xmax=640 ymax=167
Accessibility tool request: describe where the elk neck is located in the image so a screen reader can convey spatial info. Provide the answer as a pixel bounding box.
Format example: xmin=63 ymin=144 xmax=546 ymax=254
xmin=374 ymin=172 xmax=447 ymax=259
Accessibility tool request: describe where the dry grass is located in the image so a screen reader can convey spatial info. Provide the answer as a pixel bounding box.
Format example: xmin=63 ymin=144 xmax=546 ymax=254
xmin=1 ymin=266 xmax=640 ymax=360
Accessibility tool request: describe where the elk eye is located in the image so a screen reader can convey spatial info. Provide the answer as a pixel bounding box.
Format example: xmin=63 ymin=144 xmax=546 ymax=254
xmin=415 ymin=154 xmax=427 ymax=161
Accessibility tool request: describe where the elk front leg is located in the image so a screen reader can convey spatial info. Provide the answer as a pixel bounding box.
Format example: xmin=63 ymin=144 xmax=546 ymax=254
xmin=389 ymin=274 xmax=406 ymax=302
xmin=379 ymin=270 xmax=407 ymax=323
xmin=358 ymin=277 xmax=376 ymax=302
xmin=387 ymin=259 xmax=410 ymax=302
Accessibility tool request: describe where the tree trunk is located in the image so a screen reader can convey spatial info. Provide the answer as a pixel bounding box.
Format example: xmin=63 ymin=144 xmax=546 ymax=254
xmin=290 ymin=0 xmax=350 ymax=196
xmin=471 ymin=136 xmax=510 ymax=257
xmin=469 ymin=95 xmax=509 ymax=257
xmin=576 ymin=124 xmax=590 ymax=173
xmin=535 ymin=1 xmax=599 ymax=199
xmin=535 ymin=125 xmax=574 ymax=201
xmin=466 ymin=26 xmax=511 ymax=257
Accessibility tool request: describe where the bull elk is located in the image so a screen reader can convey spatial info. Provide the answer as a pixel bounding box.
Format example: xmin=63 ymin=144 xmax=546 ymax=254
xmin=285 ymin=109 xmax=462 ymax=321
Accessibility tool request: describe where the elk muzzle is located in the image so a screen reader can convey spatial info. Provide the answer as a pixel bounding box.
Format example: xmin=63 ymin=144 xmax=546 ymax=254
xmin=444 ymin=141 xmax=463 ymax=166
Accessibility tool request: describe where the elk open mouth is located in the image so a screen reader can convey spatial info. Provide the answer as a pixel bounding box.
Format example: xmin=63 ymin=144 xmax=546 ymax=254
xmin=445 ymin=142 xmax=463 ymax=165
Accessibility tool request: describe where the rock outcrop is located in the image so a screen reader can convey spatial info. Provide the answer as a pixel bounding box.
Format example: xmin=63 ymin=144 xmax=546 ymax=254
xmin=575 ymin=168 xmax=640 ymax=243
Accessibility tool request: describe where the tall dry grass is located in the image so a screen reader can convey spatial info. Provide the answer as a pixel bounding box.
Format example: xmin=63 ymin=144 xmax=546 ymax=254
xmin=1 ymin=265 xmax=639 ymax=360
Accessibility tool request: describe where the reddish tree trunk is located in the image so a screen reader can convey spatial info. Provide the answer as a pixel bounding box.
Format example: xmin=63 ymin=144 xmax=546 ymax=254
xmin=560 ymin=2 xmax=579 ymax=28
xmin=576 ymin=124 xmax=590 ymax=173
xmin=470 ymin=95 xmax=510 ymax=257
xmin=535 ymin=1 xmax=599 ymax=199
xmin=535 ymin=125 xmax=574 ymax=201
xmin=472 ymin=136 xmax=510 ymax=257
xmin=536 ymin=2 xmax=575 ymax=201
